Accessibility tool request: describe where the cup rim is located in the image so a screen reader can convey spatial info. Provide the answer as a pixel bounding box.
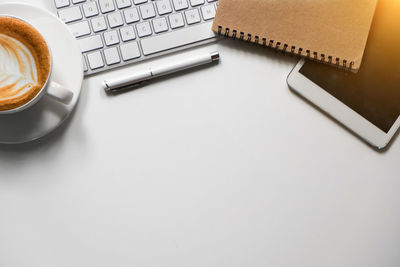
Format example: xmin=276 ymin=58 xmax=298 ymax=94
xmin=0 ymin=15 xmax=53 ymax=115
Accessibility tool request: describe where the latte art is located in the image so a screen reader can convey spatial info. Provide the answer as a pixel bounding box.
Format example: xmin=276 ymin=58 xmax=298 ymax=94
xmin=0 ymin=33 xmax=38 ymax=100
xmin=0 ymin=16 xmax=51 ymax=111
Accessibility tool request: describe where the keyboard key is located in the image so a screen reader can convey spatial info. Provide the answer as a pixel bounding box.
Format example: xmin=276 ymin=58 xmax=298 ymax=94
xmin=54 ymin=0 xmax=70 ymax=8
xmin=139 ymin=3 xmax=156 ymax=19
xmin=116 ymin=0 xmax=131 ymax=9
xmin=123 ymin=7 xmax=140 ymax=23
xmin=172 ymin=0 xmax=188 ymax=11
xmin=184 ymin=9 xmax=200 ymax=24
xmin=83 ymin=56 xmax=88 ymax=72
xmin=107 ymin=12 xmax=124 ymax=28
xmin=104 ymin=30 xmax=120 ymax=46
xmin=140 ymin=20 xmax=215 ymax=55
xmin=136 ymin=21 xmax=152 ymax=37
xmin=190 ymin=0 xmax=204 ymax=6
xmin=87 ymin=51 xmax=105 ymax=69
xmin=104 ymin=47 xmax=121 ymax=65
xmin=156 ymin=0 xmax=173 ymax=15
xmin=58 ymin=6 xmax=82 ymax=23
xmin=99 ymin=0 xmax=115 ymax=13
xmin=78 ymin=35 xmax=104 ymax=52
xmin=69 ymin=21 xmax=91 ymax=37
xmin=152 ymin=17 xmax=169 ymax=33
xmin=120 ymin=26 xmax=136 ymax=42
xmin=91 ymin=16 xmax=107 ymax=32
xmin=168 ymin=13 xmax=184 ymax=29
xmin=201 ymin=4 xmax=215 ymax=20
xmin=120 ymin=42 xmax=141 ymax=61
xmin=72 ymin=0 xmax=86 ymax=4
xmin=82 ymin=1 xmax=99 ymax=18
xmin=133 ymin=0 xmax=147 ymax=4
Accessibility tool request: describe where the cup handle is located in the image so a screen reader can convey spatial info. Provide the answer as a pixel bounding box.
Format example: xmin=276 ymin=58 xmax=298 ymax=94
xmin=46 ymin=81 xmax=74 ymax=105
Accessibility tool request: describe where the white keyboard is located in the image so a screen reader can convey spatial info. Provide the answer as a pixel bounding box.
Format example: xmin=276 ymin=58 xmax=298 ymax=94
xmin=54 ymin=0 xmax=218 ymax=76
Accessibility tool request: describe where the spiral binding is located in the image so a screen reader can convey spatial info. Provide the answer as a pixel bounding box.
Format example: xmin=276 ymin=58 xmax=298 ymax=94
xmin=217 ymin=26 xmax=354 ymax=71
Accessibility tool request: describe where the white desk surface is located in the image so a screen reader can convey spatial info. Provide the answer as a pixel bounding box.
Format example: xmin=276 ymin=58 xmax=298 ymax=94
xmin=1 ymin=1 xmax=400 ymax=266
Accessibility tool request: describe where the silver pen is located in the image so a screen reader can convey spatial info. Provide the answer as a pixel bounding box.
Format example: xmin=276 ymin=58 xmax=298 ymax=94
xmin=103 ymin=51 xmax=220 ymax=93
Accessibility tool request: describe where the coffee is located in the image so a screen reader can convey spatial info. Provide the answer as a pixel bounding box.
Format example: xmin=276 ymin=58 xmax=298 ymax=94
xmin=0 ymin=16 xmax=51 ymax=111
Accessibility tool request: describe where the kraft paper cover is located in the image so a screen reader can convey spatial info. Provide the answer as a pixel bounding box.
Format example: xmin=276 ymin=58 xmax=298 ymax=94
xmin=212 ymin=0 xmax=378 ymax=71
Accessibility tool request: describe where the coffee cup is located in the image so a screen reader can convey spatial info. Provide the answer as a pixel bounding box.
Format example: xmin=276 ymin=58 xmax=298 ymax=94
xmin=0 ymin=15 xmax=73 ymax=115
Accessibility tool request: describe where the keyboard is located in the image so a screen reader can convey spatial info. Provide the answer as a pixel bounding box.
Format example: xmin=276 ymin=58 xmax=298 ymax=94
xmin=54 ymin=0 xmax=218 ymax=76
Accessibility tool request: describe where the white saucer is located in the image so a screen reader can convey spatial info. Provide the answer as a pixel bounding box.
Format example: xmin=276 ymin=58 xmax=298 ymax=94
xmin=0 ymin=3 xmax=83 ymax=144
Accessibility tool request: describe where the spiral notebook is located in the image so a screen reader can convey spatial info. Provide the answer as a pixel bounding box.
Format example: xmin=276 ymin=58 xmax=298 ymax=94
xmin=212 ymin=0 xmax=378 ymax=72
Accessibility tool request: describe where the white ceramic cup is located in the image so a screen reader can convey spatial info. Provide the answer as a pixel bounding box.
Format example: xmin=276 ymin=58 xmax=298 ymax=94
xmin=0 ymin=15 xmax=74 ymax=115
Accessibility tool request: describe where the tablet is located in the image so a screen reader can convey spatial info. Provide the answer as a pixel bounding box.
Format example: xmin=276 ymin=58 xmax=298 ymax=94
xmin=287 ymin=59 xmax=400 ymax=149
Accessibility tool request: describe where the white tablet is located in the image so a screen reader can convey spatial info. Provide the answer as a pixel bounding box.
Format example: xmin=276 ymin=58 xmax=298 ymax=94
xmin=287 ymin=58 xmax=400 ymax=150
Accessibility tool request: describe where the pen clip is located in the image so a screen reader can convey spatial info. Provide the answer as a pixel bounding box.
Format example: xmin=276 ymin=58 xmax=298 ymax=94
xmin=104 ymin=80 xmax=149 ymax=94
